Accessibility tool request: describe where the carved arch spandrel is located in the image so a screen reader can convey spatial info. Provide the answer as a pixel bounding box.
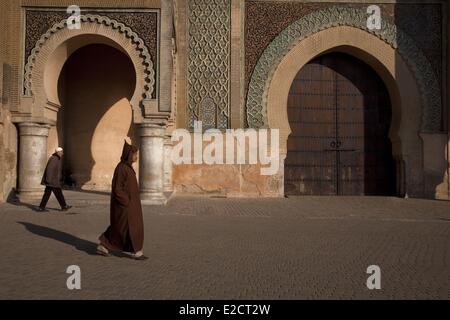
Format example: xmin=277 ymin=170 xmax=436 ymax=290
xmin=246 ymin=6 xmax=441 ymax=132
xmin=23 ymin=14 xmax=156 ymax=123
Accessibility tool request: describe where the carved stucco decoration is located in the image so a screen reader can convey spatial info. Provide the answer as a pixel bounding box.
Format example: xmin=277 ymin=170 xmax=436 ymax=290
xmin=23 ymin=14 xmax=156 ymax=101
xmin=245 ymin=6 xmax=442 ymax=132
xmin=187 ymin=0 xmax=230 ymax=130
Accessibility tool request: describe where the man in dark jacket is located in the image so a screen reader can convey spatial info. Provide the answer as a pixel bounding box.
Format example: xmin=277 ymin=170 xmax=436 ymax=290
xmin=37 ymin=147 xmax=72 ymax=212
xmin=97 ymin=140 xmax=148 ymax=261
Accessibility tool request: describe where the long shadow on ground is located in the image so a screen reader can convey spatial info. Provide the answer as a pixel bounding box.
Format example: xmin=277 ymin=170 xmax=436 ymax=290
xmin=16 ymin=221 xmax=128 ymax=258
xmin=17 ymin=221 xmax=98 ymax=255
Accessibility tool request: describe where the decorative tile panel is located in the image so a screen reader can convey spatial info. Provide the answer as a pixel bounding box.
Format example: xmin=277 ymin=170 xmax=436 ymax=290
xmin=187 ymin=0 xmax=230 ymax=130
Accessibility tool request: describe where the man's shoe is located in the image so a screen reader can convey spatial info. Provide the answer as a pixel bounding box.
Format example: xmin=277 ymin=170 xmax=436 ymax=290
xmin=36 ymin=207 xmax=49 ymax=212
xmin=61 ymin=205 xmax=72 ymax=211
xmin=131 ymin=255 xmax=149 ymax=261
xmin=130 ymin=252 xmax=149 ymax=261
xmin=96 ymin=244 xmax=111 ymax=257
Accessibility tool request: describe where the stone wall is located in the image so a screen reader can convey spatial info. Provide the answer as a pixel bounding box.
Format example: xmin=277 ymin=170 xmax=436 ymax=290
xmin=173 ymin=163 xmax=282 ymax=197
xmin=0 ymin=0 xmax=163 ymax=202
xmin=1 ymin=0 xmax=18 ymax=203
xmin=443 ymin=1 xmax=450 ymax=200
xmin=0 ymin=0 xmax=449 ymax=201
xmin=171 ymin=132 xmax=283 ymax=197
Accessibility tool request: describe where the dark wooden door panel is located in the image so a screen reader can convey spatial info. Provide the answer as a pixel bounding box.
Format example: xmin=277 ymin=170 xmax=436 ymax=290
xmin=285 ymin=52 xmax=395 ymax=196
xmin=285 ymin=55 xmax=338 ymax=195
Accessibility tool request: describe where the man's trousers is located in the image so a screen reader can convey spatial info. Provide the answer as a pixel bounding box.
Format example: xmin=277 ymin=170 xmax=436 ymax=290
xmin=39 ymin=186 xmax=67 ymax=209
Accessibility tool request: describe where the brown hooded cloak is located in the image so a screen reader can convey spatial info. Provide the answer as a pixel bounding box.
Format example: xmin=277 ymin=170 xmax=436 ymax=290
xmin=99 ymin=141 xmax=144 ymax=253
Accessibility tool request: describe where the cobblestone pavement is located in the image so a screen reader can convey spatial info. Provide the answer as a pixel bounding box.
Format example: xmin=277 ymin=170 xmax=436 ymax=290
xmin=0 ymin=192 xmax=449 ymax=299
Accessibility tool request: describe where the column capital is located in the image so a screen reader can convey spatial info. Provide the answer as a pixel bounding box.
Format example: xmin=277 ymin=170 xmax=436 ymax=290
xmin=139 ymin=122 xmax=166 ymax=128
xmin=17 ymin=122 xmax=51 ymax=137
xmin=163 ymin=134 xmax=173 ymax=145
xmin=140 ymin=122 xmax=167 ymax=138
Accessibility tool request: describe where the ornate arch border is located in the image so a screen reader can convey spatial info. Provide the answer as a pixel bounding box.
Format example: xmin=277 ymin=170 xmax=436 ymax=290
xmin=245 ymin=6 xmax=441 ymax=132
xmin=23 ymin=14 xmax=156 ymax=101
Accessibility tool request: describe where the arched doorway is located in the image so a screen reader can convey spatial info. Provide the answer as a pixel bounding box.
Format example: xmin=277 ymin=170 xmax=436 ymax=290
xmin=15 ymin=15 xmax=169 ymax=204
xmin=52 ymin=43 xmax=137 ymax=190
xmin=284 ymin=52 xmax=396 ymax=196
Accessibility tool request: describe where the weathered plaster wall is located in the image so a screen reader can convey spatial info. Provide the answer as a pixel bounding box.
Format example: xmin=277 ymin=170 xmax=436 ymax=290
xmin=1 ymin=0 xmax=18 ymax=203
xmin=442 ymin=0 xmax=450 ymax=200
xmin=0 ymin=0 xmax=449 ymax=200
xmin=171 ymin=132 xmax=283 ymax=197
xmin=0 ymin=115 xmax=18 ymax=203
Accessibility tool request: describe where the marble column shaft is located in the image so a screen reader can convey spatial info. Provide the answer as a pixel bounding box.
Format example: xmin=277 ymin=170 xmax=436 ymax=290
xmin=17 ymin=122 xmax=51 ymax=199
xmin=139 ymin=123 xmax=167 ymax=205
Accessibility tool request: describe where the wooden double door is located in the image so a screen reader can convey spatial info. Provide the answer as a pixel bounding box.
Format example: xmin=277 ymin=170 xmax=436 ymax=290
xmin=285 ymin=52 xmax=396 ymax=196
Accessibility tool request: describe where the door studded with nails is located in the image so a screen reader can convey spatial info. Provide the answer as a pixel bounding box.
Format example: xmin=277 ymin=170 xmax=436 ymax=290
xmin=284 ymin=52 xmax=396 ymax=196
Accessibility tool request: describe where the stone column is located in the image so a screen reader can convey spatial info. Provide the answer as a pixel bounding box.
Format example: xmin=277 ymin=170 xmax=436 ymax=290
xmin=163 ymin=135 xmax=174 ymax=192
xmin=17 ymin=122 xmax=51 ymax=200
xmin=0 ymin=118 xmax=4 ymax=202
xmin=139 ymin=123 xmax=167 ymax=205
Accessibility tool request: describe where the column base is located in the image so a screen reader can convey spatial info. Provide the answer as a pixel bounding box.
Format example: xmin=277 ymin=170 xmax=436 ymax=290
xmin=17 ymin=189 xmax=45 ymax=202
xmin=163 ymin=186 xmax=174 ymax=193
xmin=140 ymin=192 xmax=167 ymax=205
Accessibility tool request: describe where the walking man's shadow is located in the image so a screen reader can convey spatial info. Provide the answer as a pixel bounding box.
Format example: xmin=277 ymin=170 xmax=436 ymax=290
xmin=17 ymin=222 xmax=128 ymax=258
xmin=17 ymin=222 xmax=98 ymax=255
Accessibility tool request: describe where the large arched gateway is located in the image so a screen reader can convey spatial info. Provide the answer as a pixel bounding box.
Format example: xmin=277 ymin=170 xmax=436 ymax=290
xmin=0 ymin=3 xmax=448 ymax=202
xmin=284 ymin=52 xmax=396 ymax=196
xmin=264 ymin=25 xmax=442 ymax=199
xmin=13 ymin=12 xmax=172 ymax=205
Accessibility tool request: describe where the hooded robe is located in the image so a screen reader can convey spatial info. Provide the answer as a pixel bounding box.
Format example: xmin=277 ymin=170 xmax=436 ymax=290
xmin=99 ymin=141 xmax=144 ymax=253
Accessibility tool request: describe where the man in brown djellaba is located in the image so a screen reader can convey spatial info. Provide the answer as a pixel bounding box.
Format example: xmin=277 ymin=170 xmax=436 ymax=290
xmin=97 ymin=140 xmax=148 ymax=261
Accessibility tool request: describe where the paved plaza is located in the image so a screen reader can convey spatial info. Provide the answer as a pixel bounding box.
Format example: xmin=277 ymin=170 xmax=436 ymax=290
xmin=0 ymin=192 xmax=449 ymax=299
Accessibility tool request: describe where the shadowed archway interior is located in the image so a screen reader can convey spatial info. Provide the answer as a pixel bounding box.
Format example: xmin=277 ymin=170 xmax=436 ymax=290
xmin=285 ymin=52 xmax=396 ymax=196
xmin=56 ymin=43 xmax=137 ymax=190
